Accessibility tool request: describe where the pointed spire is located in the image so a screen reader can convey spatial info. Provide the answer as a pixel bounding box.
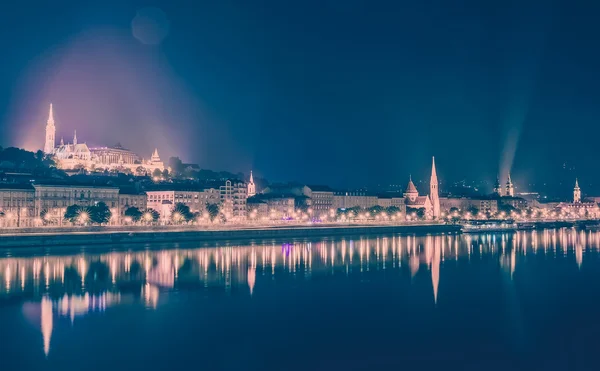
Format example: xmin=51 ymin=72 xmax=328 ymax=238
xmin=431 ymin=156 xmax=437 ymax=180
xmin=575 ymin=178 xmax=580 ymax=188
xmin=249 ymin=170 xmax=254 ymax=183
xmin=405 ymin=175 xmax=418 ymax=194
xmin=73 ymin=130 xmax=77 ymax=145
xmin=60 ymin=137 xmax=64 ymax=146
xmin=47 ymin=103 xmax=55 ymax=126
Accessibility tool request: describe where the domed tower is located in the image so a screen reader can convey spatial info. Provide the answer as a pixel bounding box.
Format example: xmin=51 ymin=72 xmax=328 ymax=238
xmin=404 ymin=176 xmax=419 ymax=202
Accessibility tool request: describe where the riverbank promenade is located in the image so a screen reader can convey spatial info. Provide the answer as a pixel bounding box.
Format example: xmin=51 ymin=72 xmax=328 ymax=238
xmin=0 ymin=222 xmax=461 ymax=248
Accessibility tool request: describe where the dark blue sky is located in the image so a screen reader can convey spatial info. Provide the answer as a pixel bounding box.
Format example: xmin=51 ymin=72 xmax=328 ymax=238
xmin=1 ymin=0 xmax=599 ymax=192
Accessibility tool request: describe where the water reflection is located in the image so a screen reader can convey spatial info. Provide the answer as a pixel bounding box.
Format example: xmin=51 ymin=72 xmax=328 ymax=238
xmin=1 ymin=228 xmax=600 ymax=358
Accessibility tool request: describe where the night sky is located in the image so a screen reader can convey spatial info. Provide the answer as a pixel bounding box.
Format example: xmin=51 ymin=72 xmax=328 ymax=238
xmin=1 ymin=0 xmax=599 ymax=192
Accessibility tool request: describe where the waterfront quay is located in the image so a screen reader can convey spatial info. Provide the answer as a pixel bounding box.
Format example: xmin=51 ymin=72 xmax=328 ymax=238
xmin=0 ymin=223 xmax=461 ymax=249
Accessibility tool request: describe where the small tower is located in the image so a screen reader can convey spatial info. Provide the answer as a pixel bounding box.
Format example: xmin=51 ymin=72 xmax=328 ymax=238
xmin=73 ymin=130 xmax=78 ymax=146
xmin=247 ymin=170 xmax=256 ymax=197
xmin=506 ymin=173 xmax=514 ymax=197
xmin=404 ymin=175 xmax=419 ymax=202
xmin=430 ymin=157 xmax=440 ymax=218
xmin=151 ymin=148 xmax=161 ymax=163
xmin=44 ymin=103 xmax=56 ymax=154
xmin=574 ymin=178 xmax=581 ymax=203
xmin=493 ymin=176 xmax=502 ymax=196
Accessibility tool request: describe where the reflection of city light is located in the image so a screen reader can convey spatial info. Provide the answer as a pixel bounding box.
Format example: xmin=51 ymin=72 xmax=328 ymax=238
xmin=41 ymin=296 xmax=53 ymax=357
xmin=143 ymin=283 xmax=159 ymax=309
xmin=1 ymin=227 xmax=598 ymax=351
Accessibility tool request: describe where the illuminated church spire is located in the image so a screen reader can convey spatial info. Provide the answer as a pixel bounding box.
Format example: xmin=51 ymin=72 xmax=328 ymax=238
xmin=574 ymin=178 xmax=581 ymax=203
xmin=248 ymin=170 xmax=256 ymax=197
xmin=44 ymin=103 xmax=56 ymax=154
xmin=73 ymin=130 xmax=78 ymax=145
xmin=430 ymin=156 xmax=440 ymax=218
xmin=493 ymin=176 xmax=502 ymax=196
xmin=506 ymin=173 xmax=514 ymax=197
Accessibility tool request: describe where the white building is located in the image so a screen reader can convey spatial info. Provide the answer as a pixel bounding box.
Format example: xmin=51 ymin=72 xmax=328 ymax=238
xmin=43 ymin=104 xmax=165 ymax=173
xmin=247 ymin=171 xmax=256 ymax=197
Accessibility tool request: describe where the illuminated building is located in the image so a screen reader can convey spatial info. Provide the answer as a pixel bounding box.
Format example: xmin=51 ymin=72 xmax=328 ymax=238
xmin=430 ymin=157 xmax=441 ymax=219
xmin=403 ymin=176 xmax=432 ymax=217
xmin=117 ymin=187 xmax=147 ymax=217
xmin=574 ymin=178 xmax=581 ymax=203
xmin=43 ymin=104 xmax=165 ymax=173
xmin=377 ymin=193 xmax=407 ymax=210
xmin=505 ymin=173 xmax=514 ymax=197
xmin=0 ymin=184 xmax=36 ymax=227
xmin=220 ymin=180 xmax=248 ymax=220
xmin=556 ymin=179 xmax=599 ymax=216
xmin=247 ymin=194 xmax=295 ymax=219
xmin=33 ymin=183 xmax=120 ymax=223
xmin=304 ymin=185 xmax=334 ymax=212
xmin=439 ymin=196 xmax=498 ymax=214
xmin=146 ymin=186 xmax=220 ymax=220
xmin=493 ymin=176 xmax=503 ymax=196
xmin=247 ymin=171 xmax=256 ymax=197
xmin=43 ymin=104 xmax=56 ymax=155
xmin=333 ymin=190 xmax=378 ymax=209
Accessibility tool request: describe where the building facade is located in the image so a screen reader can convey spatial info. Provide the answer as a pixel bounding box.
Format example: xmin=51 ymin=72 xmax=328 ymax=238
xmin=33 ymin=184 xmax=120 ymax=224
xmin=333 ymin=191 xmax=378 ymax=210
xmin=220 ymin=180 xmax=248 ymax=220
xmin=304 ymin=185 xmax=334 ymax=212
xmin=0 ymin=184 xmax=36 ymax=227
xmin=146 ymin=187 xmax=221 ymax=220
xmin=440 ymin=197 xmax=499 ymax=214
xmin=118 ymin=188 xmax=147 ymax=219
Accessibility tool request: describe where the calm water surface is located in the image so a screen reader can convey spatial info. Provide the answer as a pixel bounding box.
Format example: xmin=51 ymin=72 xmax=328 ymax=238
xmin=1 ymin=229 xmax=600 ymax=370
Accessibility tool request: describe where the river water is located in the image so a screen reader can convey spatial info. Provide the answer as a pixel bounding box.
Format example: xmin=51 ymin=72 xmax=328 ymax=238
xmin=1 ymin=229 xmax=600 ymax=370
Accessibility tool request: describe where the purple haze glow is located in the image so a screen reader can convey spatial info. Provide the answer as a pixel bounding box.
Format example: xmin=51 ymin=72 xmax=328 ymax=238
xmin=8 ymin=27 xmax=209 ymax=164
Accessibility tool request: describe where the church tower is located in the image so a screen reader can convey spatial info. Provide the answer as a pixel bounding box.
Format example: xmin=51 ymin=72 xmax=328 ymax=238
xmin=574 ymin=178 xmax=581 ymax=203
xmin=404 ymin=175 xmax=419 ymax=202
xmin=248 ymin=171 xmax=256 ymax=197
xmin=430 ymin=157 xmax=440 ymax=218
xmin=44 ymin=104 xmax=56 ymax=154
xmin=506 ymin=173 xmax=514 ymax=197
xmin=493 ymin=176 xmax=503 ymax=196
